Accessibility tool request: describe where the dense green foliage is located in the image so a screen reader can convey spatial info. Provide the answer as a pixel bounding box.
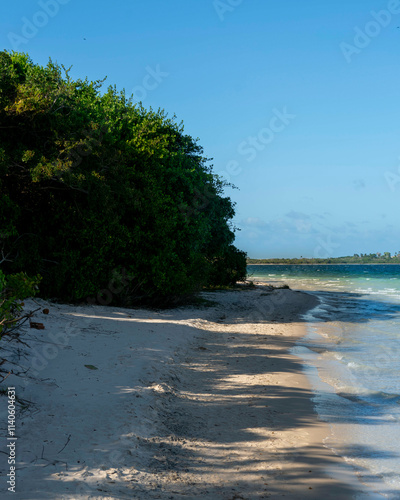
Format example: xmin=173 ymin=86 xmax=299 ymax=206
xmin=0 ymin=270 xmax=40 ymax=337
xmin=209 ymin=245 xmax=248 ymax=286
xmin=0 ymin=51 xmax=246 ymax=305
xmin=248 ymin=253 xmax=400 ymax=265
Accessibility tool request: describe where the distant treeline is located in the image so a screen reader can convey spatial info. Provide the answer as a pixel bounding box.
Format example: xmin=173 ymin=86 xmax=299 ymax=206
xmin=248 ymin=253 xmax=400 ymax=265
xmin=0 ymin=51 xmax=247 ymax=307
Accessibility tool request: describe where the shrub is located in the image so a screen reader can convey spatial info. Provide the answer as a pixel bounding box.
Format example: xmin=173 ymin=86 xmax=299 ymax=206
xmin=208 ymin=245 xmax=248 ymax=287
xmin=0 ymin=270 xmax=41 ymax=337
xmin=0 ymin=51 xmax=247 ymax=305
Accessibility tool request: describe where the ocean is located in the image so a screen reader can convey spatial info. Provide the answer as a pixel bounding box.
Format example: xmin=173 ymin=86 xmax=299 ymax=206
xmin=248 ymin=264 xmax=400 ymax=498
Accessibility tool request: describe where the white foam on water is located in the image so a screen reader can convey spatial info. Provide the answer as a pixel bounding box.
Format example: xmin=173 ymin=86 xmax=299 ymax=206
xmin=298 ymin=289 xmax=400 ymax=498
xmin=291 ymin=345 xmax=391 ymax=498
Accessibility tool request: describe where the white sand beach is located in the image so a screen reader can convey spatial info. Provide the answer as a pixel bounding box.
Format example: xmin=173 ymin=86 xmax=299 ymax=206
xmin=0 ymin=284 xmax=384 ymax=499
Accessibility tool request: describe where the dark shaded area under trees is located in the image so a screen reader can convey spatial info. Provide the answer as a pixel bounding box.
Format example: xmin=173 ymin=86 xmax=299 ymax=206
xmin=0 ymin=51 xmax=247 ymax=308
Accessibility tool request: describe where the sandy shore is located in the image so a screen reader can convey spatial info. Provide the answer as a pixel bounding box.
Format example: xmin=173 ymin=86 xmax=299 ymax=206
xmin=0 ymin=283 xmax=383 ymax=499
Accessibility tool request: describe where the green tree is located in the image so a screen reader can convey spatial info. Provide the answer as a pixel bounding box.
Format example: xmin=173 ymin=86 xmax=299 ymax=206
xmin=0 ymin=51 xmax=246 ymax=305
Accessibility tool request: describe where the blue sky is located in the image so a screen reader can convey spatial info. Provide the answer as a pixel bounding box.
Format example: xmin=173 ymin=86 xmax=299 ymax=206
xmin=2 ymin=0 xmax=400 ymax=258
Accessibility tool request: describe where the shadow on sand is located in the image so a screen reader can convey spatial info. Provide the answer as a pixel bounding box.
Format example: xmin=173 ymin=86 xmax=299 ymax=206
xmin=18 ymin=286 xmax=399 ymax=498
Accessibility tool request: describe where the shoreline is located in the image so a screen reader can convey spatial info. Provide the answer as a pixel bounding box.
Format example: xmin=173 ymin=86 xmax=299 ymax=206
xmin=0 ymin=284 xmax=382 ymax=498
xmin=248 ymin=263 xmax=400 ymax=265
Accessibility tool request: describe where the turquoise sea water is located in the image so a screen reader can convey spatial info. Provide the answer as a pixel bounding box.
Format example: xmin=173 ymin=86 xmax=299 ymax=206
xmin=248 ymin=264 xmax=400 ymax=498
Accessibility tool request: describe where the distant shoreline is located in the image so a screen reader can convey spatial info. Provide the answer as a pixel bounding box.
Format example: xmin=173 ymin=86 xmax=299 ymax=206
xmin=247 ymin=262 xmax=400 ymax=266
